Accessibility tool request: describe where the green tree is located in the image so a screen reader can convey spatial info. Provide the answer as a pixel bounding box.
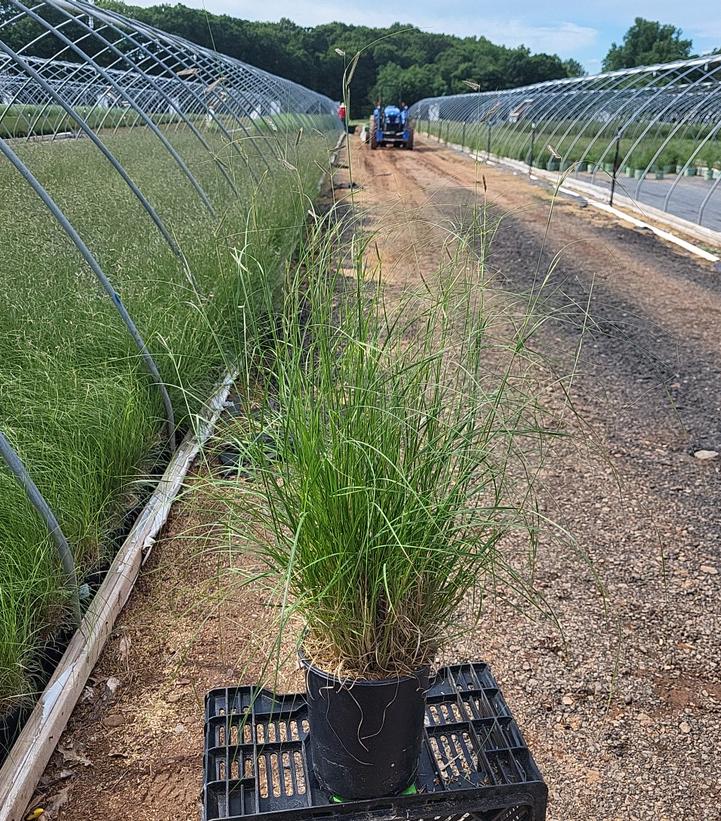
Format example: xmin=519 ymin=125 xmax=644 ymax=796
xmin=603 ymin=18 xmax=692 ymax=71
xmin=562 ymin=58 xmax=586 ymax=77
xmin=371 ymin=63 xmax=446 ymax=106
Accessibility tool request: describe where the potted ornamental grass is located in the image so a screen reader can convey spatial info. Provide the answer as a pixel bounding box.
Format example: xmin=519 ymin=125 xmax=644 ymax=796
xmin=701 ymin=150 xmax=716 ymax=180
xmin=661 ymin=148 xmax=678 ymax=175
xmin=224 ymin=223 xmax=557 ymax=800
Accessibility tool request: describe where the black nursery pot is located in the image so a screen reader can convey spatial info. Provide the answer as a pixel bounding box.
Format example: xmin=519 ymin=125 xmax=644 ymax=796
xmin=300 ymin=654 xmax=429 ymax=800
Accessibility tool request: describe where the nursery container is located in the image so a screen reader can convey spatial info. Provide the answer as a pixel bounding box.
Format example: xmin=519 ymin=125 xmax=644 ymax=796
xmin=685 ymin=167 xmax=697 ymax=176
xmin=654 ymin=170 xmax=664 ymax=180
xmin=301 ymin=655 xmax=429 ymax=800
xmin=704 ymin=168 xmax=714 ymax=181
xmin=202 ymin=662 xmax=549 ymax=821
xmin=634 ymin=169 xmax=644 ymax=179
xmin=625 ymin=166 xmax=634 ymax=177
xmin=546 ymin=159 xmax=560 ymax=172
xmin=603 ymin=162 xmax=614 ymax=174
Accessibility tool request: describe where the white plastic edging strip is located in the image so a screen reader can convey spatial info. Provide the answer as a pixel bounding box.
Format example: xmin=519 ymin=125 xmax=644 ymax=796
xmin=561 ymin=192 xmax=720 ymax=262
xmin=0 ymin=370 xmax=236 ymax=821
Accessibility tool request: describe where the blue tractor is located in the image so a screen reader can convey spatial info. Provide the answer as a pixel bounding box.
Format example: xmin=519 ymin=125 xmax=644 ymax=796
xmin=369 ymin=104 xmax=414 ymax=150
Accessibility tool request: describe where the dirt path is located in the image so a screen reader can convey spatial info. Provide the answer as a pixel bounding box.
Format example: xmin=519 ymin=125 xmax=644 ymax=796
xmin=36 ymin=136 xmax=720 ymax=821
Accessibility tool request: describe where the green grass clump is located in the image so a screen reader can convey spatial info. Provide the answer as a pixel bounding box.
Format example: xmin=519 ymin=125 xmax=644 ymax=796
xmin=221 ymin=214 xmax=560 ymax=679
xmin=0 ymin=119 xmax=336 ymax=717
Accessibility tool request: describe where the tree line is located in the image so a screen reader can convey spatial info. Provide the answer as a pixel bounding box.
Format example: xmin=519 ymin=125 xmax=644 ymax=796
xmin=602 ymin=18 xmax=716 ymax=71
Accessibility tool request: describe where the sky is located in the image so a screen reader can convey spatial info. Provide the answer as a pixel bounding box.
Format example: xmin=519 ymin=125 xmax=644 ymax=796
xmin=131 ymin=1 xmax=721 ymax=73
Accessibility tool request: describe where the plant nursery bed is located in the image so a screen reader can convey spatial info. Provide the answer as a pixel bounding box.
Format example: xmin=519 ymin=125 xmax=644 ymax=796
xmin=0 ymin=449 xmax=168 ymax=762
xmin=203 ymin=662 xmax=547 ymax=821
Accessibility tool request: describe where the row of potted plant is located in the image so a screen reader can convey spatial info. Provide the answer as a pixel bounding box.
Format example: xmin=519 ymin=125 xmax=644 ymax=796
xmin=424 ymin=119 xmax=721 ymax=181
xmin=532 ymin=140 xmax=721 ymax=179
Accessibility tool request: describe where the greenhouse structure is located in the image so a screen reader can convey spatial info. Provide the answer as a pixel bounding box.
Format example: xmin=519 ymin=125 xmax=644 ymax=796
xmin=0 ymin=0 xmax=339 ymax=745
xmin=410 ymin=55 xmax=721 ymax=230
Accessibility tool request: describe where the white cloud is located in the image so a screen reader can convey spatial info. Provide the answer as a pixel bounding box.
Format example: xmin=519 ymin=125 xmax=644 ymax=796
xmin=425 ymin=18 xmax=598 ymax=55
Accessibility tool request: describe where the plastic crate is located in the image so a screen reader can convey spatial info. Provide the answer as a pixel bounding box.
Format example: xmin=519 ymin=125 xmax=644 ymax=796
xmin=203 ymin=662 xmax=547 ymax=821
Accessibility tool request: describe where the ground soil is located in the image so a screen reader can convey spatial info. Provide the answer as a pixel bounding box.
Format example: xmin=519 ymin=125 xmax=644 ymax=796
xmin=35 ymin=135 xmax=720 ymax=820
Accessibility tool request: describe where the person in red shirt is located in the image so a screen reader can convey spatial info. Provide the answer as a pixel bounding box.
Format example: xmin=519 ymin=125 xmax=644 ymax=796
xmin=338 ymin=102 xmax=346 ymax=123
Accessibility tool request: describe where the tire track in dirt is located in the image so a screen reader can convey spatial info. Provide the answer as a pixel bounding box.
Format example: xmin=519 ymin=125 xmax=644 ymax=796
xmin=371 ymin=138 xmax=721 ymax=457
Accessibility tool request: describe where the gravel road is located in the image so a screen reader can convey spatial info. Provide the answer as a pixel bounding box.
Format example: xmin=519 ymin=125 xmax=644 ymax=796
xmin=395 ymin=139 xmax=721 ymax=820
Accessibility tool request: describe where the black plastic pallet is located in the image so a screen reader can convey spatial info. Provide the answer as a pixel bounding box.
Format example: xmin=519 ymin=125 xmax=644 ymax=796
xmin=203 ymin=662 xmax=547 ymax=821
